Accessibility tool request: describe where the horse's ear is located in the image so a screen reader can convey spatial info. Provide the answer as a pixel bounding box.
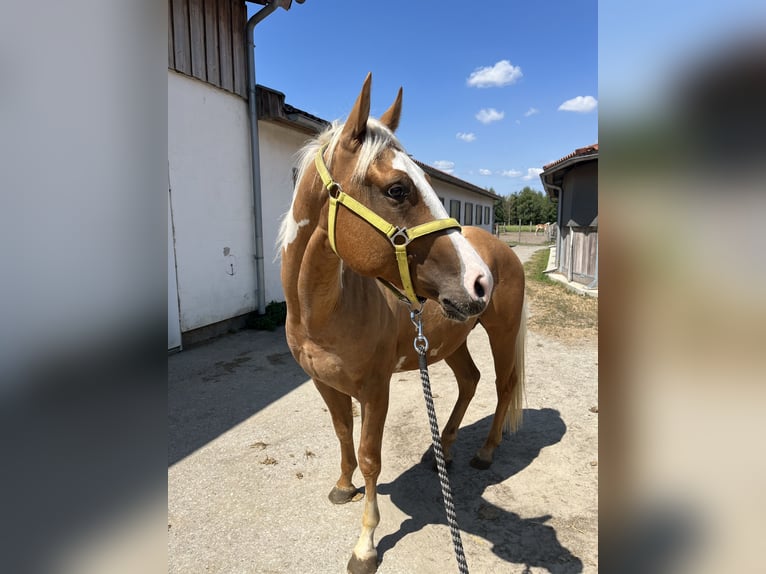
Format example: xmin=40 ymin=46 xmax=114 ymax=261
xmin=340 ymin=73 xmax=372 ymax=150
xmin=380 ymin=87 xmax=403 ymax=132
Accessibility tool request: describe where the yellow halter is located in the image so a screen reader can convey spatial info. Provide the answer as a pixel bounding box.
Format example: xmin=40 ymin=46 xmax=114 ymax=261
xmin=314 ymin=145 xmax=461 ymax=307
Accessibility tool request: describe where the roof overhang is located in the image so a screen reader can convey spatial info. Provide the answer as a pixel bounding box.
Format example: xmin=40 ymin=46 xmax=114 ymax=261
xmin=256 ymin=85 xmax=330 ymax=135
xmin=539 ymin=151 xmax=598 ymax=200
xmin=245 ymin=0 xmax=305 ymax=7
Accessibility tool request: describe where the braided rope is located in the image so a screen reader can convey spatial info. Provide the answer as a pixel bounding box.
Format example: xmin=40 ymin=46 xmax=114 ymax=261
xmin=416 ymin=343 xmax=469 ymax=574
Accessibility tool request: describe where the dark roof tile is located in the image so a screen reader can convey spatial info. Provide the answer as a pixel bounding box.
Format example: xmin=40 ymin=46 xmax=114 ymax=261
xmin=543 ymin=144 xmax=598 ymax=170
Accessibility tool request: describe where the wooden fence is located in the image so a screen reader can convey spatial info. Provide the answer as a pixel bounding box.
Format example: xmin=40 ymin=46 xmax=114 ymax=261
xmin=559 ymin=226 xmax=598 ymax=283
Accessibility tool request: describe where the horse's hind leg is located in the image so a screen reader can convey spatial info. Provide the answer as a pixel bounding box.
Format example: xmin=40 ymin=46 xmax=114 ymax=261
xmin=313 ymin=380 xmax=359 ymax=504
xmin=471 ymin=362 xmax=521 ymax=469
xmin=441 ymin=342 xmax=481 ymax=465
xmin=471 ymin=316 xmax=525 ymax=470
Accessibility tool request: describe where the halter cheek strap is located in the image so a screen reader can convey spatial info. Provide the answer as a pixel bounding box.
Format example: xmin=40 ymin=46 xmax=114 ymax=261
xmin=314 ymin=145 xmax=461 ymax=307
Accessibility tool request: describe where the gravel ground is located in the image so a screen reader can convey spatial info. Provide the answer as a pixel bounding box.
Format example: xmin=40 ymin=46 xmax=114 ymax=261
xmin=168 ymin=244 xmax=598 ymax=573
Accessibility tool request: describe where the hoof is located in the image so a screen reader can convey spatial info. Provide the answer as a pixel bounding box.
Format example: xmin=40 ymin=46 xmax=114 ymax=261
xmin=469 ymin=455 xmax=492 ymax=470
xmin=329 ymin=485 xmax=360 ymax=505
xmin=347 ymin=553 xmax=378 ymax=574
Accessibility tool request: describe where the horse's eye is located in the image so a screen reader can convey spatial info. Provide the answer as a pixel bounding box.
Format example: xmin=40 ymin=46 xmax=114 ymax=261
xmin=386 ymin=185 xmax=408 ymax=200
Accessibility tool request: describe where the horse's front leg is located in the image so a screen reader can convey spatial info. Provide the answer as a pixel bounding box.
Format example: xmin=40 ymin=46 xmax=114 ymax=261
xmin=313 ymin=380 xmax=359 ymax=504
xmin=347 ymin=387 xmax=390 ymax=574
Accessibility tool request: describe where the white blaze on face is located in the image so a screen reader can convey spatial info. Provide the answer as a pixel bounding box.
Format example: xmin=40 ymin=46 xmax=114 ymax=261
xmin=391 ymin=151 xmax=451 ymax=219
xmin=391 ymin=151 xmax=493 ymax=299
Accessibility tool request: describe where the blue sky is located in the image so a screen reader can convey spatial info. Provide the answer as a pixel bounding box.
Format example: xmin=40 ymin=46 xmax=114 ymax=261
xmin=248 ymin=0 xmax=597 ymax=198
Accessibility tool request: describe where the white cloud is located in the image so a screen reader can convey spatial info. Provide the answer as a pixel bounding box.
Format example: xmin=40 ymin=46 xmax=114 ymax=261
xmin=500 ymin=169 xmax=522 ymax=178
xmin=558 ymin=95 xmax=598 ymax=113
xmin=522 ymin=167 xmax=544 ymax=180
xmin=478 ymin=168 xmax=492 ymax=176
xmin=432 ymin=160 xmax=455 ymax=174
xmin=456 ymin=132 xmax=476 ymax=142
xmin=524 ymin=107 xmax=539 ymax=117
xmin=476 ymin=108 xmax=504 ymax=124
xmin=467 ymin=60 xmax=523 ymax=88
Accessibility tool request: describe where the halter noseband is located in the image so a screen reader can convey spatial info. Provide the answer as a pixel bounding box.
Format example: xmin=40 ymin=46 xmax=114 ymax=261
xmin=314 ymin=144 xmax=461 ymax=308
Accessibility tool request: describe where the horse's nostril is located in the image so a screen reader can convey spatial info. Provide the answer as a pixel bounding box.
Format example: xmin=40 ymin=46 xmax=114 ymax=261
xmin=474 ymin=277 xmax=486 ymax=299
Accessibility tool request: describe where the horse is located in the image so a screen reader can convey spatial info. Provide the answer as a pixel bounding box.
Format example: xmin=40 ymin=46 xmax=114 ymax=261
xmin=278 ymin=73 xmax=526 ymax=574
xmin=535 ymin=223 xmax=549 ymax=235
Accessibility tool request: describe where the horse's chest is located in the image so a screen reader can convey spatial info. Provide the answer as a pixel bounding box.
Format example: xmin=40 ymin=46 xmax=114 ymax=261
xmin=288 ymin=335 xmax=371 ymax=388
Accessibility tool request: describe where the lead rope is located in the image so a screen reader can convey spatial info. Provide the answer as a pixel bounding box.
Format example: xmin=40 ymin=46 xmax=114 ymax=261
xmin=410 ymin=308 xmax=469 ymax=574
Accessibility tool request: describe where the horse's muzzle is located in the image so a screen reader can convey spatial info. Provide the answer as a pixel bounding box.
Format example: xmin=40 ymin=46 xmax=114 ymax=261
xmin=439 ymin=296 xmax=487 ymax=322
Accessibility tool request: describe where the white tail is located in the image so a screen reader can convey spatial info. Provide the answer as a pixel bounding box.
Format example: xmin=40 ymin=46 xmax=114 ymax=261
xmin=503 ymin=297 xmax=527 ymax=435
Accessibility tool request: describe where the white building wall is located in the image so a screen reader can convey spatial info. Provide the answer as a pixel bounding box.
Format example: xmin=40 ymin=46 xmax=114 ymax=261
xmin=431 ymin=180 xmax=495 ymax=232
xmin=168 ymin=71 xmax=257 ymax=331
xmin=256 ymin=121 xmax=312 ymax=303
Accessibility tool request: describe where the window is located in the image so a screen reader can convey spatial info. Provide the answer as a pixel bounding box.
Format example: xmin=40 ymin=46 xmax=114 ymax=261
xmin=449 ymin=200 xmax=461 ymax=221
xmin=439 ymin=196 xmax=445 ymax=206
xmin=464 ymin=203 xmax=473 ymax=225
xmin=475 ymin=204 xmax=482 ymax=225
xmin=484 ymin=206 xmax=491 ymax=224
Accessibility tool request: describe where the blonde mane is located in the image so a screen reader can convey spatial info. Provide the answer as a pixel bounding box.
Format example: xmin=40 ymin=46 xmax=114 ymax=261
xmin=276 ymin=118 xmax=403 ymax=255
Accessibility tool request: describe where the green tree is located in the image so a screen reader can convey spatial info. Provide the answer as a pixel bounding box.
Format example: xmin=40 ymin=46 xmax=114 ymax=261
xmin=493 ymin=192 xmax=514 ymax=225
xmin=506 ymin=186 xmax=558 ymax=224
xmin=493 ymin=198 xmax=505 ymax=224
xmin=506 ymin=194 xmax=517 ymax=222
xmin=515 ymin=186 xmax=541 ymax=224
xmin=494 ymin=188 xmax=558 ymax=226
xmin=541 ymin=193 xmax=557 ymax=222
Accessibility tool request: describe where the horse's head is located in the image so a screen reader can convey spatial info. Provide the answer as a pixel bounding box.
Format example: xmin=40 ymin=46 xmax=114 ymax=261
xmin=311 ymin=74 xmax=493 ymax=320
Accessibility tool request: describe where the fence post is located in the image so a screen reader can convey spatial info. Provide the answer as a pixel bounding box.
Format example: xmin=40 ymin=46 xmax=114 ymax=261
xmin=568 ymin=226 xmax=574 ymax=283
xmin=518 ymin=218 xmax=521 ymax=244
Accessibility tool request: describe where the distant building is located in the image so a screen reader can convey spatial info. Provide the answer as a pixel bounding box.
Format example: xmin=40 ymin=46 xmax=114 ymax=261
xmin=539 ymin=144 xmax=598 ymax=289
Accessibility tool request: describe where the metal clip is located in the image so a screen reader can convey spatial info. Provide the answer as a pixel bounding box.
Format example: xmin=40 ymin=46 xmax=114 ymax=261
xmin=410 ymin=308 xmax=429 ymax=354
xmin=389 ymin=228 xmax=411 ymax=247
xmin=326 ymin=182 xmax=342 ymax=199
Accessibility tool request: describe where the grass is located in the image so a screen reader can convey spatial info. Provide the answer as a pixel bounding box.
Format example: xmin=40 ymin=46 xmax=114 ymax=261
xmin=497 ymin=224 xmax=549 ymax=233
xmin=525 ymin=246 xmax=556 ymax=285
xmin=523 ymin=249 xmax=598 ymax=343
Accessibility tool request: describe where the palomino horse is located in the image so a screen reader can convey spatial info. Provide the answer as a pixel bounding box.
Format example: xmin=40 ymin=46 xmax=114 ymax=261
xmin=535 ymin=222 xmax=549 ymax=235
xmin=278 ymin=74 xmax=526 ymax=574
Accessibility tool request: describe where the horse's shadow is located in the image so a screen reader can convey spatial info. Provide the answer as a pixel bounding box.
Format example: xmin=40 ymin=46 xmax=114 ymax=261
xmin=376 ymin=407 xmax=583 ymax=573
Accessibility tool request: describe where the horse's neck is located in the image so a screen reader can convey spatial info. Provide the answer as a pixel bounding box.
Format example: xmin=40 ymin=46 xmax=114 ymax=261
xmin=299 ymin=235 xmax=396 ymax=338
xmin=282 ymin=195 xmax=391 ymax=339
xmin=296 ymin=228 xmax=344 ymax=328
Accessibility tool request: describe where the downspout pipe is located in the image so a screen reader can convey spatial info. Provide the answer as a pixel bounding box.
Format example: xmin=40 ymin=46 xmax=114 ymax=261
xmin=247 ymin=1 xmax=286 ymax=314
